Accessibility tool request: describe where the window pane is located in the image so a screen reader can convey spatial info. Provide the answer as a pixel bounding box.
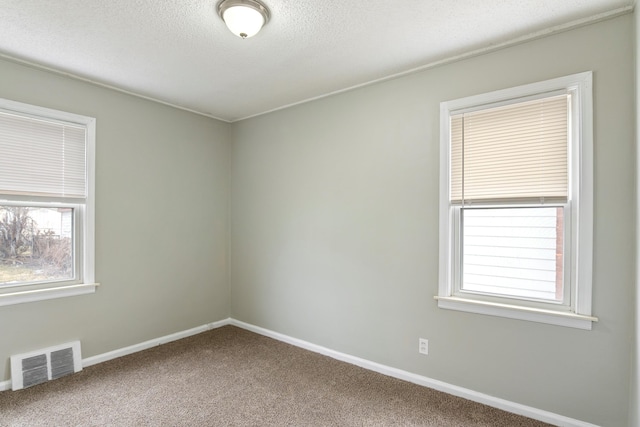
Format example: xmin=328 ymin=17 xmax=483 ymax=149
xmin=462 ymin=207 xmax=563 ymax=302
xmin=0 ymin=206 xmax=74 ymax=285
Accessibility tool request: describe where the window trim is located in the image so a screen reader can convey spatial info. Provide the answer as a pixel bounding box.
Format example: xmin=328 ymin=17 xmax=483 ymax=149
xmin=437 ymin=72 xmax=595 ymax=329
xmin=0 ymin=98 xmax=97 ymax=307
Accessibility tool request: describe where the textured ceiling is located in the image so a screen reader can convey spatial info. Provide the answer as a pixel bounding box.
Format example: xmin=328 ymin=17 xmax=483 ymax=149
xmin=0 ymin=0 xmax=634 ymax=122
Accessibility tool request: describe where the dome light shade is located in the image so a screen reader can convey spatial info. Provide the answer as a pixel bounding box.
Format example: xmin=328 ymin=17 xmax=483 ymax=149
xmin=217 ymin=0 xmax=270 ymax=39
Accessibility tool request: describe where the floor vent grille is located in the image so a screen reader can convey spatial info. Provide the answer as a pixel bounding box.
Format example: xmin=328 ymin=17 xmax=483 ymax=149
xmin=10 ymin=341 xmax=82 ymax=390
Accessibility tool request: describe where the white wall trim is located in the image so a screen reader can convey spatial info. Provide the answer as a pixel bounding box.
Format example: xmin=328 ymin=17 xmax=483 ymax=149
xmin=0 ymin=6 xmax=631 ymax=123
xmin=0 ymin=53 xmax=230 ymax=123
xmin=0 ymin=318 xmax=232 ymax=391
xmin=230 ymin=319 xmax=600 ymax=427
xmin=82 ymin=318 xmax=231 ymax=368
xmin=435 ymin=296 xmax=596 ymax=330
xmin=0 ymin=317 xmax=601 ymax=426
xmin=0 ymin=283 xmax=98 ymax=308
xmin=436 ymin=72 xmax=595 ymax=330
xmin=234 ymin=6 xmax=631 ymax=122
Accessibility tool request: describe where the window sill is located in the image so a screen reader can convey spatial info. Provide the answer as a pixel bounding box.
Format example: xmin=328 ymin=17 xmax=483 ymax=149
xmin=0 ymin=283 xmax=99 ymax=307
xmin=434 ymin=296 xmax=597 ymax=330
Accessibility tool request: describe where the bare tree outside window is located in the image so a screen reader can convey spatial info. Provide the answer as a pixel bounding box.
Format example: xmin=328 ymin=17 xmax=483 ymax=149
xmin=0 ymin=206 xmax=73 ymax=285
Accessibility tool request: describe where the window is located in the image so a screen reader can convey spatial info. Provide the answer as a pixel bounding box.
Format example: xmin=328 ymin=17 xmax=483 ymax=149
xmin=437 ymin=72 xmax=596 ymax=329
xmin=0 ymin=98 xmax=96 ymax=306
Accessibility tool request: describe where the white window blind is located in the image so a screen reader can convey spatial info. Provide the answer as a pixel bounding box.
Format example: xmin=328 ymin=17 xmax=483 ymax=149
xmin=0 ymin=110 xmax=87 ymax=199
xmin=450 ymin=95 xmax=569 ymax=204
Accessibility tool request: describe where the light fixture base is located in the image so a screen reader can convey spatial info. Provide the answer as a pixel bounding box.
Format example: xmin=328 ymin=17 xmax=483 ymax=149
xmin=217 ymin=0 xmax=270 ymax=38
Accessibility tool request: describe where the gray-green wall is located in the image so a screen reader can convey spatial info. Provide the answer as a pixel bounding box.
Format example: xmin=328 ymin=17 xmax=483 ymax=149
xmin=0 ymin=11 xmax=636 ymax=427
xmin=0 ymin=58 xmax=232 ymax=382
xmin=230 ymin=15 xmax=635 ymax=426
xmin=633 ymin=6 xmax=639 ymax=427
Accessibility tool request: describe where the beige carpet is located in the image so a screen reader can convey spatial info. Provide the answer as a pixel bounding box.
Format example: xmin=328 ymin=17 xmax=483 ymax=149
xmin=0 ymin=326 xmax=551 ymax=426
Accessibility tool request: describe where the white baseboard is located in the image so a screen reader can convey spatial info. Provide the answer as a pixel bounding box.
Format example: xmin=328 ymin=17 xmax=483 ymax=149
xmin=0 ymin=317 xmax=600 ymax=427
xmin=0 ymin=318 xmax=232 ymax=392
xmin=229 ymin=319 xmax=600 ymax=427
xmin=83 ymin=318 xmax=231 ymax=367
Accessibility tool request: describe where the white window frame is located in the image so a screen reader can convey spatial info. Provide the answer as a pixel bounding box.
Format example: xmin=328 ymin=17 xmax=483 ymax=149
xmin=436 ymin=72 xmax=596 ymax=330
xmin=0 ymin=98 xmax=97 ymax=307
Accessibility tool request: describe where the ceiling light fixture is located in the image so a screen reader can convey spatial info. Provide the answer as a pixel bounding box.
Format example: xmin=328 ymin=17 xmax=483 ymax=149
xmin=217 ymin=0 xmax=270 ymax=39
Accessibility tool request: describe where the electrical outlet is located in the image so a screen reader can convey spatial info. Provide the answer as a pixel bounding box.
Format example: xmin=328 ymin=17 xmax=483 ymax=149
xmin=419 ymin=338 xmax=428 ymax=355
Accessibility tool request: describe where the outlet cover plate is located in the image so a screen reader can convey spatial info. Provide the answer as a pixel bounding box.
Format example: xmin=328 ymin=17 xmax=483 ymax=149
xmin=419 ymin=338 xmax=428 ymax=355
